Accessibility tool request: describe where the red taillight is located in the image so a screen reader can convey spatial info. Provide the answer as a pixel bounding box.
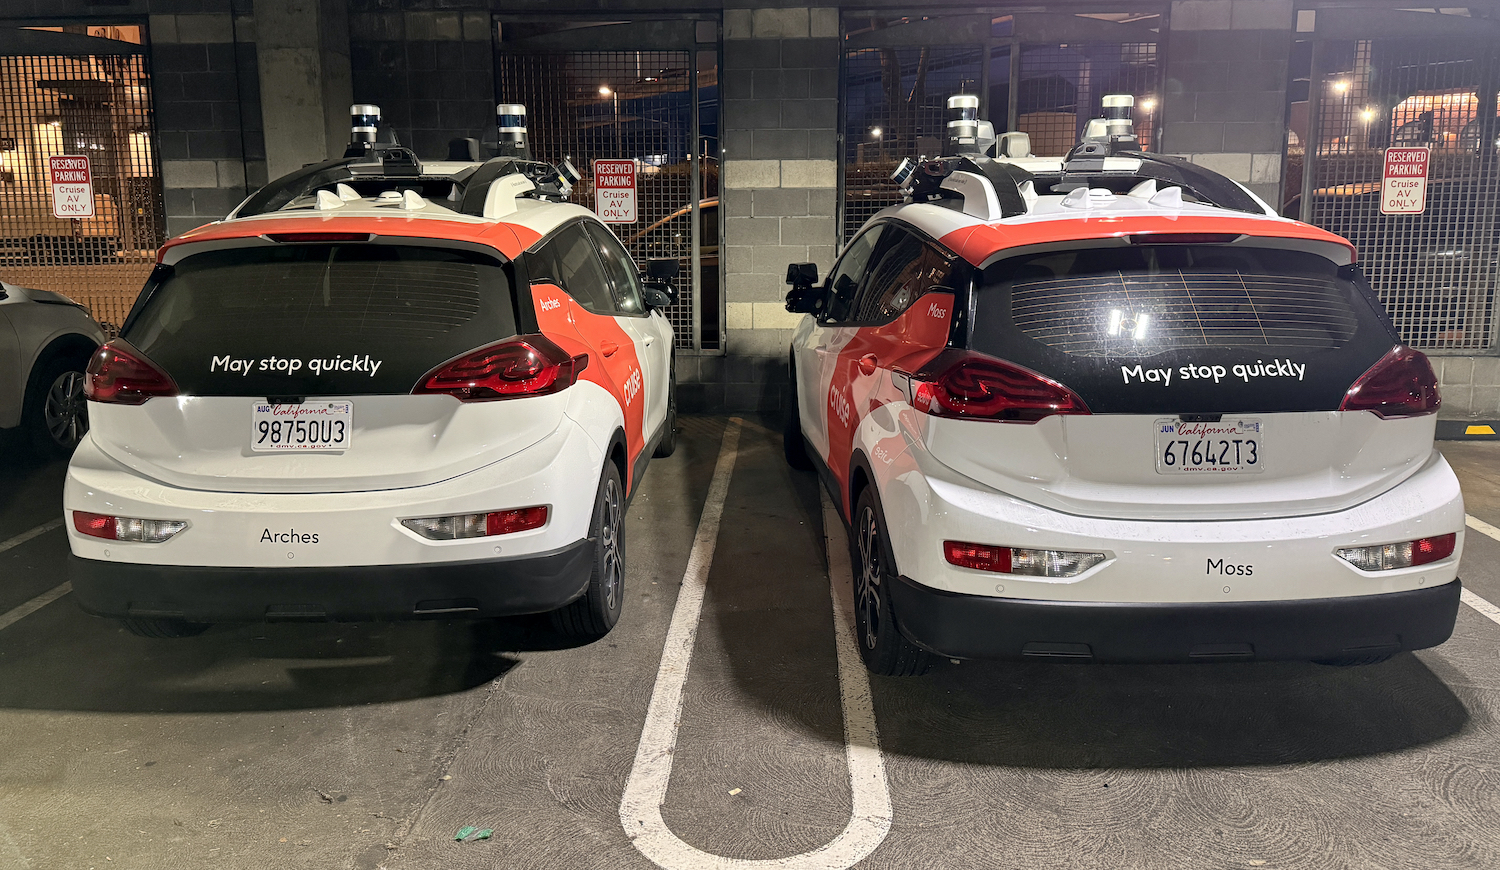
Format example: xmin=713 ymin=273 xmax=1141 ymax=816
xmin=414 ymin=335 xmax=587 ymax=402
xmin=486 ymin=506 xmax=549 ymax=536
xmin=1412 ymin=533 xmax=1457 ymax=566
xmin=85 ymin=341 xmax=179 ymax=405
xmin=264 ymin=232 xmax=373 ymax=243
xmin=944 ymin=541 xmax=1012 ymax=573
xmin=910 ymin=349 xmax=1089 ymax=422
xmin=73 ymin=511 xmax=115 ymax=540
xmin=1340 ymin=345 xmax=1440 ymax=418
xmin=1128 ymin=233 xmax=1243 ymax=245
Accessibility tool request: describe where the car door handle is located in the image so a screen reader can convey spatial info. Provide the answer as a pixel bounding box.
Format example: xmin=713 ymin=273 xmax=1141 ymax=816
xmin=857 ymin=353 xmax=879 ymax=376
xmin=601 ymin=341 xmax=619 ymax=357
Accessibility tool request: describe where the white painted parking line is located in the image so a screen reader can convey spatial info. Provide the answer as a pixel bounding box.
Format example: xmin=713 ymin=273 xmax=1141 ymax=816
xmin=1462 ymin=515 xmax=1500 ymax=627
xmin=620 ymin=421 xmax=893 ymax=869
xmin=0 ymin=583 xmax=71 ymax=633
xmin=0 ymin=520 xmax=69 ymax=633
xmin=0 ymin=518 xmax=62 ymax=556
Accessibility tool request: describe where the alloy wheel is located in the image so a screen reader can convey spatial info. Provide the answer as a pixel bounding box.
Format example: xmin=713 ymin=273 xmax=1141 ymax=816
xmin=856 ymin=504 xmax=884 ymax=650
xmin=599 ymin=477 xmax=623 ymax=611
xmin=43 ymin=370 xmax=87 ymax=448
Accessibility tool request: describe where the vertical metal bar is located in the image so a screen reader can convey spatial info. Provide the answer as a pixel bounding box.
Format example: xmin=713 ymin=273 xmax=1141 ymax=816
xmin=1299 ymin=38 xmax=1323 ymax=225
xmin=689 ymin=54 xmax=702 ymax=353
xmin=1007 ymin=37 xmax=1020 ymax=133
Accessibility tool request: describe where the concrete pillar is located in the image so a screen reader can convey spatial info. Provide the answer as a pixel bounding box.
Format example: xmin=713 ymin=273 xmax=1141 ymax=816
xmin=253 ymin=0 xmax=353 ymax=180
xmin=719 ymin=7 xmax=840 ymax=412
xmin=1159 ymin=0 xmax=1295 ymax=207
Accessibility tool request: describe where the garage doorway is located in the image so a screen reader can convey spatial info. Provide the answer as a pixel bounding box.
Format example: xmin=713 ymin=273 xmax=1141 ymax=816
xmin=0 ymin=25 xmax=163 ymax=334
xmin=1291 ymin=9 xmax=1500 ymax=352
xmin=495 ymin=19 xmax=721 ymax=352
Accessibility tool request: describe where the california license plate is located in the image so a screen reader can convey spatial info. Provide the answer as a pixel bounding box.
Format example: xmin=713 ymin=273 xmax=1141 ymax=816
xmin=251 ymin=401 xmax=352 ymax=452
xmin=1155 ymin=418 xmax=1263 ymax=474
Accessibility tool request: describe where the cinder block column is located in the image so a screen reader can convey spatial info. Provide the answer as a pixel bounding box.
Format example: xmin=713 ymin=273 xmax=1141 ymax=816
xmin=719 ymin=7 xmax=839 ymax=412
xmin=1160 ymin=0 xmax=1294 ymax=207
xmin=151 ymin=11 xmax=260 ymax=236
xmin=253 ymin=0 xmax=354 ymax=181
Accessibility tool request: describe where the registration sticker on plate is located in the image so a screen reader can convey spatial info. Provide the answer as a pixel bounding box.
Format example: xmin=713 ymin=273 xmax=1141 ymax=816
xmin=252 ymin=401 xmax=352 ymax=452
xmin=1154 ymin=418 xmax=1263 ymax=474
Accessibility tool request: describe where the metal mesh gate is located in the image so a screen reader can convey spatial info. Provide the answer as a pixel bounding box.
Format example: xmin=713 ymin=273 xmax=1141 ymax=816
xmin=497 ymin=47 xmax=718 ymax=350
xmin=0 ymin=35 xmax=162 ymax=335
xmin=1012 ymin=41 xmax=1157 ymax=157
xmin=1301 ymin=38 xmax=1500 ymax=351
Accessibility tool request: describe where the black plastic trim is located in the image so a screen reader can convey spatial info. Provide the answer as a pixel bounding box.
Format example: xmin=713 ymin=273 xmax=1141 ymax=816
xmin=69 ymin=540 xmax=595 ymax=624
xmin=887 ymin=574 xmax=1462 ymax=663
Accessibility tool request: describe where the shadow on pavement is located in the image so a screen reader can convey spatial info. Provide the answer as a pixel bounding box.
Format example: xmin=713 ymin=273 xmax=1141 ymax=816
xmin=0 ymin=603 xmax=595 ymax=713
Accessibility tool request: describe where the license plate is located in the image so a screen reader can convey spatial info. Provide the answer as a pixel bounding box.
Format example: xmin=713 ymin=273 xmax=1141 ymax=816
xmin=1155 ymin=418 xmax=1263 ymax=474
xmin=252 ymin=401 xmax=352 ymax=452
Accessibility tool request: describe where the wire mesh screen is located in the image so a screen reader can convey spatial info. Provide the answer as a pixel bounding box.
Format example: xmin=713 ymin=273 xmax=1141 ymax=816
xmin=1016 ymin=42 xmax=1158 ymax=157
xmin=842 ymin=40 xmax=983 ymax=243
xmin=1305 ymin=38 xmax=1500 ymax=351
xmin=497 ymin=49 xmax=717 ymax=350
xmin=0 ymin=45 xmax=162 ymax=335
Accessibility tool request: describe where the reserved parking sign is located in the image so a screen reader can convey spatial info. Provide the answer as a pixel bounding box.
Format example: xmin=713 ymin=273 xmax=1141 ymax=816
xmin=593 ymin=159 xmax=637 ymax=223
xmin=1380 ymin=147 xmax=1429 ymax=215
xmin=49 ymin=155 xmax=95 ymax=218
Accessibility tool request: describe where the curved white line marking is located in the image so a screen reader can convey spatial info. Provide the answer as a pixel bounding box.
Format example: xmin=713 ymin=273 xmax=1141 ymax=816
xmin=620 ymin=420 xmax=892 ymax=869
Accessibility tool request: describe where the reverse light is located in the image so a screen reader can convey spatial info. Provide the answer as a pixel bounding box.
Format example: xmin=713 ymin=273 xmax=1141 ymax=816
xmin=414 ymin=335 xmax=586 ymax=402
xmin=1341 ymin=345 xmax=1440 ymax=418
xmin=85 ymin=341 xmax=178 ymax=405
xmin=1337 ymin=533 xmax=1456 ymax=571
xmin=401 ymin=506 xmax=549 ymax=540
xmin=944 ymin=541 xmax=1106 ymax=578
xmin=73 ymin=511 xmax=187 ymax=543
xmin=910 ymin=349 xmax=1090 ymax=423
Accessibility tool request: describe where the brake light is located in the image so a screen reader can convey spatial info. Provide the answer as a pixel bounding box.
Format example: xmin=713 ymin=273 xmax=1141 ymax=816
xmin=401 ymin=506 xmax=549 ymax=540
xmin=910 ymin=349 xmax=1089 ymax=422
xmin=72 ymin=511 xmax=187 ymax=543
xmin=414 ymin=335 xmax=587 ymax=402
xmin=85 ymin=341 xmax=178 ymax=405
xmin=264 ymin=232 xmax=373 ymax=243
xmin=1340 ymin=345 xmax=1440 ymax=418
xmin=1128 ymin=233 xmax=1243 ymax=245
xmin=1336 ymin=532 xmax=1456 ymax=571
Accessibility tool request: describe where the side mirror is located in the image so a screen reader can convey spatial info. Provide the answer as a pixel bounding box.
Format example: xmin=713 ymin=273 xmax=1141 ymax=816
xmin=784 ymin=263 xmax=822 ymax=315
xmin=785 ymin=262 xmax=818 ymax=290
xmin=643 ymin=258 xmax=679 ymax=303
xmin=643 ymin=285 xmax=674 ymax=311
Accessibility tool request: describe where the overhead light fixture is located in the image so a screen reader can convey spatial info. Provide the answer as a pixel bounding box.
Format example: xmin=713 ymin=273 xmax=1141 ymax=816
xmin=599 ymin=85 xmax=612 ymax=96
xmin=1333 ymin=80 xmax=1350 ymax=93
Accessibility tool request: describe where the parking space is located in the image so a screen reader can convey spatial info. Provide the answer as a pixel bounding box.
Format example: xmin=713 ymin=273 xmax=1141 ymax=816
xmin=2 ymin=419 xmax=1500 ymax=869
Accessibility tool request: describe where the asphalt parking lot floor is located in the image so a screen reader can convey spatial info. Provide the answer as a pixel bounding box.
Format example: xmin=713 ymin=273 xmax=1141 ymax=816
xmin=2 ymin=423 xmax=1500 ymax=869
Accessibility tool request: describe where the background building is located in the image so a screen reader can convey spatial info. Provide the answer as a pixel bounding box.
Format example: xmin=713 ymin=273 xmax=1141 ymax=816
xmin=1 ymin=2 xmax=1496 ymax=416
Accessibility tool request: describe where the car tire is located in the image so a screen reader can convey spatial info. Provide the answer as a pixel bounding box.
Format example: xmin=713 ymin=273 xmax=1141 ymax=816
xmin=783 ymin=361 xmax=814 ymax=470
xmin=121 ymin=617 xmax=212 ymax=639
xmin=850 ymin=484 xmax=929 ymax=677
xmin=551 ymin=460 xmax=626 ymax=639
xmin=653 ymin=355 xmax=677 ymax=458
xmin=25 ymin=356 xmax=90 ymax=460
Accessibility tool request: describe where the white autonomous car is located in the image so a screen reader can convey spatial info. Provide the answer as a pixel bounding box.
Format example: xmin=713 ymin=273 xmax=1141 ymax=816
xmin=784 ymin=96 xmax=1463 ymax=675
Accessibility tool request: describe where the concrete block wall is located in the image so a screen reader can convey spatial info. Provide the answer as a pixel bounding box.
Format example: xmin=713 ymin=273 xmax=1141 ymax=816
xmin=1160 ymin=0 xmax=1294 ymax=206
xmin=698 ymin=6 xmax=840 ymax=414
xmin=1437 ymin=358 xmax=1500 ymax=419
xmin=347 ymin=8 xmax=496 ymax=162
xmin=150 ymin=10 xmax=258 ymax=238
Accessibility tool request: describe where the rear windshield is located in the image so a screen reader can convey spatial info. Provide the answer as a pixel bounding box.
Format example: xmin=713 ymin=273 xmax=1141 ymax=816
xmin=971 ymin=244 xmax=1398 ymax=414
xmin=123 ymin=243 xmax=518 ymax=396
